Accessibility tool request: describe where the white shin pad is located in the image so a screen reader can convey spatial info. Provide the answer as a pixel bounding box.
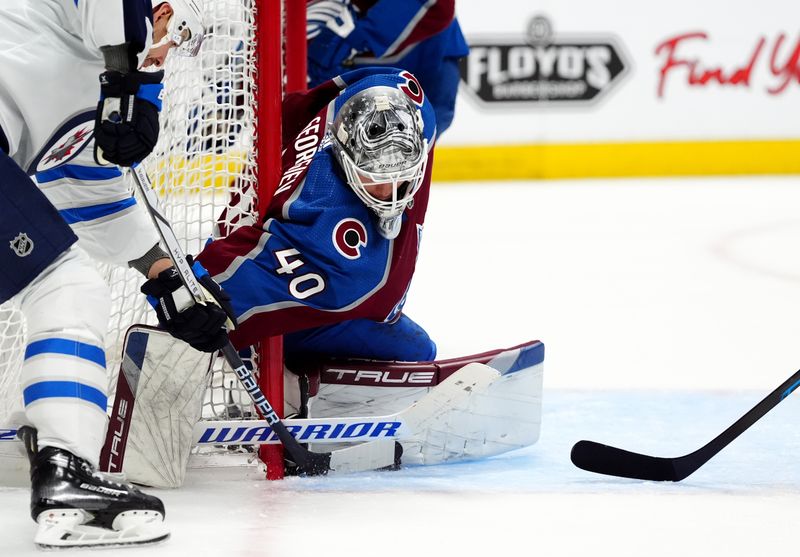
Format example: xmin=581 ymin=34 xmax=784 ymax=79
xmin=17 ymin=246 xmax=110 ymax=467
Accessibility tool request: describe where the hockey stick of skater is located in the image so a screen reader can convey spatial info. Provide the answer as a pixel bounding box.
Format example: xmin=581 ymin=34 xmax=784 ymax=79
xmin=570 ymin=368 xmax=800 ymax=481
xmin=129 ymin=164 xmax=336 ymax=475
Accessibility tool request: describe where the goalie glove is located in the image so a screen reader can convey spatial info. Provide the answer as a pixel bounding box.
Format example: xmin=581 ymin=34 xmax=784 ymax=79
xmin=94 ymin=70 xmax=164 ymax=167
xmin=140 ymin=257 xmax=238 ymax=353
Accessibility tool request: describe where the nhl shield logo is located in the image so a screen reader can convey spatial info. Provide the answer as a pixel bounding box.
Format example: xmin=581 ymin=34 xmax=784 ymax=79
xmin=10 ymin=233 xmax=34 ymax=257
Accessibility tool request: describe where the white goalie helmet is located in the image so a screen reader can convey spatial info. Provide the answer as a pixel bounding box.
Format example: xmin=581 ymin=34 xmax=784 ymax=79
xmin=152 ymin=0 xmax=205 ymax=56
xmin=330 ymin=86 xmax=429 ymax=239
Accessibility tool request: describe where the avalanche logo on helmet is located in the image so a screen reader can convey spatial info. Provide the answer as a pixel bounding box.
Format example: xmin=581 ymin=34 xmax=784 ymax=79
xmin=399 ymin=70 xmax=425 ymax=106
xmin=333 ymin=218 xmax=368 ymax=259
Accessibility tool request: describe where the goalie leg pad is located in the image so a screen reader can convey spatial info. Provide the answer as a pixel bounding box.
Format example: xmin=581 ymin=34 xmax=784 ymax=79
xmin=300 ymin=340 xmax=544 ymax=419
xmin=103 ymin=326 xmax=212 ymax=488
xmin=302 ymin=341 xmax=545 ymax=465
xmin=401 ymin=359 xmax=544 ymax=465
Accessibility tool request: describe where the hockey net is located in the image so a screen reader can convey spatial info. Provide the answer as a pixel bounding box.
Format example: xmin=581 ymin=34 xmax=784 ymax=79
xmin=0 ymin=0 xmax=305 ymax=480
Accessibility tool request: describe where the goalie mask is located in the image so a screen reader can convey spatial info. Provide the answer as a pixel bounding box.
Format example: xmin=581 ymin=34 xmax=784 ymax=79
xmin=330 ymin=86 xmax=429 ymax=240
xmin=152 ymin=0 xmax=205 ymax=56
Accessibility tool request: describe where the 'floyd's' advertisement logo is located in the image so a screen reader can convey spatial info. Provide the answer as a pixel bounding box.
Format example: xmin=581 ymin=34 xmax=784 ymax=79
xmin=460 ymin=15 xmax=630 ymax=106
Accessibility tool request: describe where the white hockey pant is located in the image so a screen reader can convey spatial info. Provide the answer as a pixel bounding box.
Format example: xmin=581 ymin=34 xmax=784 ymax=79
xmin=16 ymin=246 xmax=110 ymax=467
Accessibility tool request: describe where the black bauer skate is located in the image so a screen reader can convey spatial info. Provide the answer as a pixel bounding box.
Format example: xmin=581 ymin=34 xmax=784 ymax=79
xmin=20 ymin=426 xmax=169 ymax=549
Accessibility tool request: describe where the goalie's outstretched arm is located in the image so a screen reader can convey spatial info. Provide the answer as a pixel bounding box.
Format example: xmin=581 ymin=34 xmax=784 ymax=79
xmin=129 ymin=165 xmax=334 ymax=476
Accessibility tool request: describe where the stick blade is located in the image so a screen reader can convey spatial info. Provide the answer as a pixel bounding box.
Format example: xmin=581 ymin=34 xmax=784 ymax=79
xmin=570 ymin=440 xmax=682 ymax=481
xmin=328 ymin=439 xmax=399 ymax=474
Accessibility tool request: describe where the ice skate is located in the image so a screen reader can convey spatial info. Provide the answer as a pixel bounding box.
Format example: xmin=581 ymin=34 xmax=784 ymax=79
xmin=24 ymin=427 xmax=169 ymax=550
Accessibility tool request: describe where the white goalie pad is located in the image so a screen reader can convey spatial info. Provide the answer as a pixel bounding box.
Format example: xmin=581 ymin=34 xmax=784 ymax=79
xmin=399 ymin=358 xmax=543 ymax=465
xmin=103 ymin=326 xmax=212 ymax=488
xmin=3 ymin=336 xmax=544 ymax=486
xmin=2 ymin=338 xmax=544 ymax=483
xmin=194 ymin=356 xmax=544 ymax=469
xmin=303 ymin=340 xmax=545 ymax=465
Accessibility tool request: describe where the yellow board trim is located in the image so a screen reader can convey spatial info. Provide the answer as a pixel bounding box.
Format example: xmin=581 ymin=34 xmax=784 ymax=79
xmin=432 ymin=140 xmax=800 ymax=181
xmin=150 ymin=152 xmax=248 ymax=193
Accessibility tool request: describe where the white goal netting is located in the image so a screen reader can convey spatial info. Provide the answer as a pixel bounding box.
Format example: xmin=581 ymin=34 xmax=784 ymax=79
xmin=0 ymin=0 xmax=279 ymax=449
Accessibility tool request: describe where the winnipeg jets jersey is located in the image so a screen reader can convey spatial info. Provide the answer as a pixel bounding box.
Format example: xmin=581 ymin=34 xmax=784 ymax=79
xmin=0 ymin=0 xmax=153 ymax=171
xmin=0 ymin=0 xmax=159 ymax=267
xmin=0 ymin=0 xmax=157 ymax=473
xmin=196 ymin=68 xmax=438 ymax=349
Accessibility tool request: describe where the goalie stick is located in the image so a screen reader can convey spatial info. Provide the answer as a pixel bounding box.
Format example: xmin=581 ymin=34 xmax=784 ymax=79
xmin=570 ymin=368 xmax=800 ymax=481
xmin=129 ymin=164 xmax=334 ymax=476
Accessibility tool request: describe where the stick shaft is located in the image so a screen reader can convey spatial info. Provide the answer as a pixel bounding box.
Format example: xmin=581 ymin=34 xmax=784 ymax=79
xmin=129 ymin=166 xmax=329 ymax=474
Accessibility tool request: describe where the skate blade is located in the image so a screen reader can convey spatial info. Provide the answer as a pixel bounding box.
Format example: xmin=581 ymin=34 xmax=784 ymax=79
xmin=34 ymin=509 xmax=169 ymax=550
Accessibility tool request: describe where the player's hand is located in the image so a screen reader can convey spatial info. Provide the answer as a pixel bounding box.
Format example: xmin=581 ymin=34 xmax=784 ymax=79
xmin=94 ymin=70 xmax=164 ymax=167
xmin=140 ymin=256 xmax=238 ymax=353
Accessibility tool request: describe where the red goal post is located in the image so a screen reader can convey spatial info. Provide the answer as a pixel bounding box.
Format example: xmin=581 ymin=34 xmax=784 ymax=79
xmin=258 ymin=0 xmax=306 ymax=481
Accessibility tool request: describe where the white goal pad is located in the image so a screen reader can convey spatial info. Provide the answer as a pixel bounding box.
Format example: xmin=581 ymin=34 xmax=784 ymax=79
xmin=103 ymin=327 xmax=212 ymax=488
xmin=303 ymin=340 xmax=545 ymax=464
xmin=401 ymin=358 xmax=543 ymax=465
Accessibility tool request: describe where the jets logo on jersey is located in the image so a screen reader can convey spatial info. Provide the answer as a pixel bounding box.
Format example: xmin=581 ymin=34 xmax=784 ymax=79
xmin=10 ymin=233 xmax=34 ymax=257
xmin=333 ymin=218 xmax=368 ymax=259
xmin=42 ymin=127 xmax=92 ymax=166
xmin=36 ymin=123 xmax=94 ymax=173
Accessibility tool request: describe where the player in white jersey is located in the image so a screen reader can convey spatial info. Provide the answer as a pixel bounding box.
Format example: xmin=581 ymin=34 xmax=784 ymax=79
xmin=0 ymin=0 xmax=232 ymax=549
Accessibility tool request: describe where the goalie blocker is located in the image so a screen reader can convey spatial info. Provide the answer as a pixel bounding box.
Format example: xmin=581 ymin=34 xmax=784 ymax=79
xmin=0 ymin=327 xmax=543 ymax=487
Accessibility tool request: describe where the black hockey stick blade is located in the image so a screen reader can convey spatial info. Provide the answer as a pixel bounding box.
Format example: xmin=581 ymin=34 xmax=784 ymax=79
xmin=571 ymin=368 xmax=800 ymax=481
xmin=571 ymin=440 xmax=689 ymax=481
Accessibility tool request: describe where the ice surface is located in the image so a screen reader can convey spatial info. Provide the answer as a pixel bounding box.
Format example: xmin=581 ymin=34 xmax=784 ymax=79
xmin=3 ymin=176 xmax=800 ymax=556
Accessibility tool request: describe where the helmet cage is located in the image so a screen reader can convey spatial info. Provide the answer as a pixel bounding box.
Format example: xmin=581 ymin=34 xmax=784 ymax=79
xmin=336 ymin=142 xmax=428 ymax=222
xmin=331 ymin=87 xmax=428 ymax=229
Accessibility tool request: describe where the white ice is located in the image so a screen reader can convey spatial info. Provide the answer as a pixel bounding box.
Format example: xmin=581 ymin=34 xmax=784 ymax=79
xmin=3 ymin=175 xmax=800 ymax=556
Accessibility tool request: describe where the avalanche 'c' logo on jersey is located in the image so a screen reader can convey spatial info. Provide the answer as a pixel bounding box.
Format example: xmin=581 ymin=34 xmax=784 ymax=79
xmin=333 ymin=218 xmax=368 ymax=260
xmin=399 ymin=71 xmax=424 ymax=106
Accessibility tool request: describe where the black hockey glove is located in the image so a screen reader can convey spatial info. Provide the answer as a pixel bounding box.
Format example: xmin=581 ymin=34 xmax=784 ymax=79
xmin=141 ymin=257 xmax=238 ymax=353
xmin=94 ymin=70 xmax=164 ymax=167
